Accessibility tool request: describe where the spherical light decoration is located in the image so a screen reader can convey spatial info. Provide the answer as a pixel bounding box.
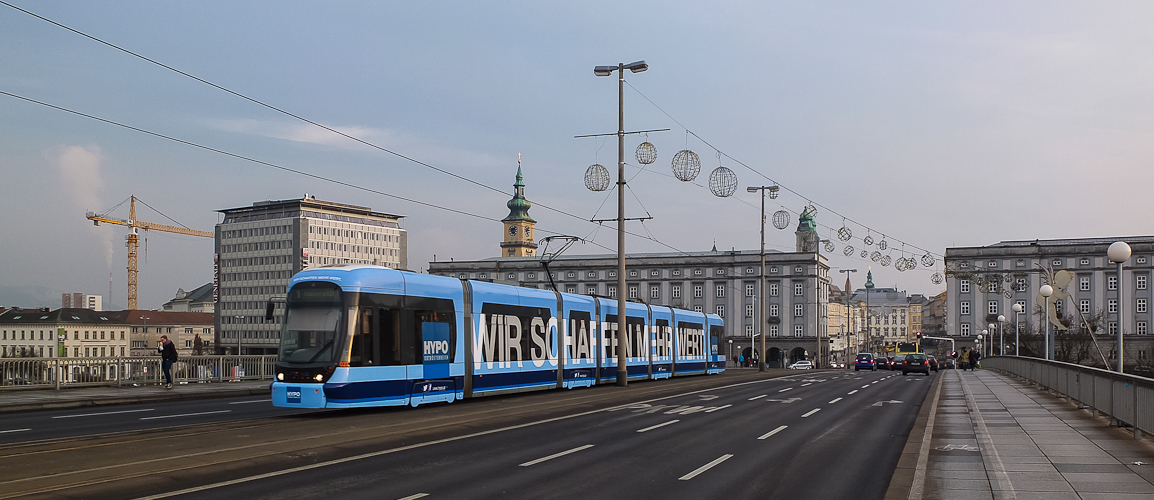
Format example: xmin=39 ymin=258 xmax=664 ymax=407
xmin=837 ymin=226 xmax=853 ymax=242
xmin=708 ymin=166 xmax=738 ymax=197
xmin=1108 ymin=241 xmax=1132 ymax=263
xmin=805 ymin=203 xmax=817 ymax=216
xmin=584 ymin=164 xmax=611 ymax=192
xmin=880 ymin=255 xmax=892 ymax=267
xmin=671 ymin=150 xmax=701 ymax=182
xmin=906 ymin=257 xmax=918 ymax=269
xmin=863 ymin=235 xmax=874 ymax=246
xmin=921 ymin=253 xmax=935 ymax=267
xmin=843 ymin=245 xmax=854 ymax=257
xmin=824 ymin=240 xmax=836 ymax=252
xmin=635 ymin=141 xmax=657 ymax=165
xmin=1004 ymin=290 xmax=1014 ymax=299
xmin=768 ymin=188 xmax=779 ymax=199
xmin=896 ymin=258 xmax=908 ymax=272
xmin=931 ymin=273 xmax=944 ymax=285
xmin=877 ymin=239 xmax=888 ymax=251
xmin=860 ymin=250 xmax=868 ymax=258
xmin=772 ymin=210 xmax=790 ymax=230
xmin=1004 ymin=274 xmax=1014 ymax=283
xmin=871 ymin=251 xmax=882 ymax=262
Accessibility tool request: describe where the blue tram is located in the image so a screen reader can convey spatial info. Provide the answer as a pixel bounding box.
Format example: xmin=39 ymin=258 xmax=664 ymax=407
xmin=271 ymin=265 xmax=725 ymax=409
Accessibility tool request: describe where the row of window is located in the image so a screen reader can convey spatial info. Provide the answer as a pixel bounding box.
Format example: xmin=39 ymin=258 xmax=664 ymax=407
xmin=960 ymin=275 xmax=1149 ymax=294
xmin=221 ymin=286 xmax=289 ymax=297
xmin=961 ymin=298 xmax=1151 ymax=316
xmin=221 ymin=225 xmax=292 ymax=239
xmin=307 ymin=224 xmax=400 ymax=242
xmin=477 ymin=265 xmax=810 ymax=282
xmin=221 ymin=270 xmax=294 ymax=282
xmin=742 ymin=324 xmax=808 ymax=337
xmin=220 ymin=240 xmax=293 ymax=253
xmin=957 ymin=256 xmax=1151 ymax=269
xmin=958 ymin=322 xmax=1152 ymax=336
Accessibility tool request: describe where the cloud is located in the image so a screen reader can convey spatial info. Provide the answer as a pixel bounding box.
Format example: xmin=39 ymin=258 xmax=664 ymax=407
xmin=52 ymin=145 xmax=113 ymax=269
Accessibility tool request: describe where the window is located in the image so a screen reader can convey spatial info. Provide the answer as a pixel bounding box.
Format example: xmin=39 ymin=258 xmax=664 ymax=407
xmin=794 ymin=325 xmax=803 ymax=337
xmin=567 ymin=287 xmax=577 ymax=294
xmin=1053 ymin=259 xmax=1062 ymax=266
xmin=989 ymin=260 xmax=998 ymax=268
xmin=1109 ymin=322 xmax=1118 ymax=335
xmin=1109 ymin=299 xmax=1118 ymax=313
xmin=960 ymin=280 xmax=970 ymax=293
xmin=694 ymin=285 xmax=703 ymax=298
xmin=628 ymin=270 xmax=637 ymax=277
xmin=716 ymin=305 xmax=725 ymax=317
xmin=1016 ymin=300 xmax=1026 ymax=313
xmin=1080 ymin=299 xmax=1090 ymax=314
xmin=746 ymin=304 xmax=754 ymax=318
xmin=960 ymin=262 xmax=969 ymax=269
xmin=607 ymin=271 xmax=615 ymax=278
xmin=672 ymin=270 xmax=681 ymax=277
xmin=988 ymin=301 xmax=999 ymax=315
xmin=746 ymin=267 xmax=755 ymax=274
xmin=1080 ymin=276 xmax=1090 ymax=291
xmin=794 ymin=304 xmax=804 ymax=317
xmin=794 ymin=266 xmax=802 ymax=274
xmin=716 ymin=269 xmax=725 ymax=276
xmin=1139 ymin=256 xmax=1148 ymax=264
xmin=608 ymin=286 xmax=616 ymax=298
xmin=716 ymin=285 xmax=725 ymax=298
xmin=587 ymin=271 xmax=597 ymax=278
xmin=507 ymin=273 xmax=516 ymax=280
xmin=651 ymin=270 xmax=660 ymax=277
xmin=694 ymin=306 xmax=703 ymax=313
xmin=960 ymin=301 xmax=970 ymax=315
xmin=651 ymin=286 xmax=660 ymax=299
xmin=746 ymin=284 xmax=756 ymax=297
xmin=1080 ymin=258 xmax=1090 ymax=266
xmin=794 ymin=283 xmax=803 ymax=296
xmin=770 ymin=304 xmax=779 ymax=317
xmin=960 ymin=323 xmax=970 ymax=336
xmin=770 ymin=325 xmax=779 ymax=337
xmin=694 ymin=269 xmax=702 ymax=276
xmin=1017 ymin=279 xmax=1027 ymax=292
xmin=770 ymin=266 xmax=779 ymax=274
xmin=672 ymin=286 xmax=681 ymax=299
xmin=746 ymin=325 xmax=754 ymax=336
xmin=769 ymin=283 xmax=779 ymax=296
xmin=587 ymin=286 xmax=597 ymax=295
xmin=1139 ymin=276 xmax=1148 ymax=290
xmin=1138 ymin=298 xmax=1148 ymax=314
xmin=1139 ymin=322 xmax=1148 ymax=335
xmin=629 ymin=286 xmax=638 ymax=299
xmin=527 ymin=273 xmax=536 ymax=279
xmin=1109 ymin=276 xmax=1117 ymax=290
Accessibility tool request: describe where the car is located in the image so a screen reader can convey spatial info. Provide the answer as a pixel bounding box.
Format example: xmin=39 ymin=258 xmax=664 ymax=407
xmin=855 ymin=353 xmax=876 ymax=371
xmin=942 ymin=358 xmax=955 ymax=369
xmin=927 ymin=355 xmax=939 ymax=372
xmin=788 ymin=360 xmax=813 ymax=370
xmin=875 ymin=357 xmax=891 ymax=370
xmin=901 ymin=353 xmax=931 ymax=376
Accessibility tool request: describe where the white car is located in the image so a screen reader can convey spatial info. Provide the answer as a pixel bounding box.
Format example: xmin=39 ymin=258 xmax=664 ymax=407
xmin=788 ymin=360 xmax=813 ymax=370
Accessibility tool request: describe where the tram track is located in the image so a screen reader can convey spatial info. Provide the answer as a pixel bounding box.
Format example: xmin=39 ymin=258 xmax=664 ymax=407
xmin=1 ymin=369 xmax=791 ymax=499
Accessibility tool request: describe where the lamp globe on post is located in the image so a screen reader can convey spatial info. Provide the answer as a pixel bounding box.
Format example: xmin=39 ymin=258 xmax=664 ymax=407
xmin=987 ymin=324 xmax=995 ymax=358
xmin=1012 ymin=302 xmax=1024 ymax=356
xmin=1108 ymin=241 xmax=1131 ymax=374
xmin=1040 ymin=284 xmax=1053 ymax=361
xmin=997 ymin=314 xmax=1006 ymax=356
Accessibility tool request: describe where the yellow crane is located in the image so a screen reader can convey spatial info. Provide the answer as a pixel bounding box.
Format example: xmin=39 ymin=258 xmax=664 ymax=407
xmin=87 ymin=196 xmax=213 ymax=310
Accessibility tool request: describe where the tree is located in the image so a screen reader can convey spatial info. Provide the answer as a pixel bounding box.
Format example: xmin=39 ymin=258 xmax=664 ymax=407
xmin=193 ymin=334 xmax=204 ymax=356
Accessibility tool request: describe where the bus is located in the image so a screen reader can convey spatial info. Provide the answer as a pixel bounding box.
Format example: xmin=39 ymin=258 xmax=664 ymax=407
xmin=895 ymin=341 xmax=920 ymax=355
xmin=270 ymin=265 xmax=725 ymax=409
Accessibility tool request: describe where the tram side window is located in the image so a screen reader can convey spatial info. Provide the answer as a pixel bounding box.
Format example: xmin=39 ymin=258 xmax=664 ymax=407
xmin=349 ymin=307 xmax=377 ymax=366
xmin=416 ymin=309 xmax=456 ymax=364
xmin=710 ymin=325 xmax=723 ymax=355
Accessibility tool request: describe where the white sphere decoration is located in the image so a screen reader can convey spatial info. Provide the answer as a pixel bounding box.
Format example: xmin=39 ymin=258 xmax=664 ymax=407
xmin=584 ymin=164 xmax=611 ymax=192
xmin=708 ymin=166 xmax=738 ymax=197
xmin=671 ymin=150 xmax=701 ymax=182
xmin=1040 ymin=284 xmax=1053 ymax=297
xmin=1108 ymin=241 xmax=1132 ymax=263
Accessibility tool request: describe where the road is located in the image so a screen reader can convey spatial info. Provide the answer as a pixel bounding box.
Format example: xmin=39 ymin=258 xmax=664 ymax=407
xmin=0 ymin=368 xmax=935 ymax=499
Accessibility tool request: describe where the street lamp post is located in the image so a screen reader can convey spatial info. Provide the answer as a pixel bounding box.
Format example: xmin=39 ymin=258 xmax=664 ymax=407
xmin=838 ymin=269 xmax=857 ymax=369
xmin=747 ymin=186 xmax=779 ymax=371
xmin=728 ymin=339 xmax=733 ymax=368
xmin=594 ymin=60 xmax=649 ymax=386
xmin=997 ymin=315 xmax=1006 ymax=356
xmin=978 ymin=332 xmax=985 ymax=362
xmin=1108 ymin=241 xmax=1131 ymax=374
xmin=1040 ymin=284 xmax=1054 ymax=360
xmin=234 ymin=315 xmax=244 ymax=356
xmin=1012 ymin=302 xmax=1023 ymax=356
xmin=987 ymin=323 xmax=995 ymax=358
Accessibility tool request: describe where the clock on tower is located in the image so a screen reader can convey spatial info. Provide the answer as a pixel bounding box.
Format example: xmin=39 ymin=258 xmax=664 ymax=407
xmin=500 ymin=156 xmax=538 ymax=257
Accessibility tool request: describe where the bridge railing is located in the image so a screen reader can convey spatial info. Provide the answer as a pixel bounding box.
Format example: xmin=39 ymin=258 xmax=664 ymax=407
xmin=0 ymin=355 xmax=279 ymax=391
xmin=985 ymin=356 xmax=1154 ymax=439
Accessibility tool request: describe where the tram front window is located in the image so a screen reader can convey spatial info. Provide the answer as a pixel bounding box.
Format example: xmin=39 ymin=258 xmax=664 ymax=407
xmin=278 ymin=306 xmax=342 ymax=364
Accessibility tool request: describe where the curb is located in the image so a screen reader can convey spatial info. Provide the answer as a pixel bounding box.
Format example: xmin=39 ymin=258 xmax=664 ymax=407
xmin=0 ymin=385 xmax=271 ymax=414
xmin=883 ymin=369 xmax=945 ymax=500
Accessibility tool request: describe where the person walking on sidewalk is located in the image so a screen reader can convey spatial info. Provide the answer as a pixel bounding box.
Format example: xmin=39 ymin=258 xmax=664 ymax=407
xmin=960 ymin=348 xmax=971 ymax=371
xmin=972 ymin=348 xmax=982 ymax=369
xmin=158 ymin=335 xmax=178 ymax=389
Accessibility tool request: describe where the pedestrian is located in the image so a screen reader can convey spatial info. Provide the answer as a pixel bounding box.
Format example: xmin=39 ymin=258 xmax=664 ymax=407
xmin=739 ymin=354 xmax=745 ymax=368
xmin=960 ymin=348 xmax=970 ymax=371
xmin=972 ymin=348 xmax=982 ymax=369
xmin=158 ymin=335 xmax=178 ymax=388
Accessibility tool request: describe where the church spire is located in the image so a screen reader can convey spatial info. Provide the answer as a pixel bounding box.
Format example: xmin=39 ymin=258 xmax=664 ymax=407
xmin=503 ymin=153 xmax=535 ymax=223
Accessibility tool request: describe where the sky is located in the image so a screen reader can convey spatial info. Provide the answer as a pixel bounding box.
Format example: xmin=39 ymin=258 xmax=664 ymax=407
xmin=2 ymin=1 xmax=1153 ymax=310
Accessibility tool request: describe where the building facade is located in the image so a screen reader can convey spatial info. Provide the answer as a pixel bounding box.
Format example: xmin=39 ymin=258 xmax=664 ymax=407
xmin=0 ymin=308 xmax=213 ymax=360
xmin=61 ymin=293 xmax=102 ymax=311
xmin=945 ymin=237 xmax=1154 ymax=369
xmin=214 ymin=196 xmax=407 ymax=354
xmin=162 ymin=283 xmax=215 ymax=313
xmin=500 ymin=164 xmax=537 ymax=257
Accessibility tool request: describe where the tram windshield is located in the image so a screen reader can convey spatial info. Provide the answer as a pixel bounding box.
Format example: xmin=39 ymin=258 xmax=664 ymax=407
xmin=278 ymin=282 xmax=344 ymax=364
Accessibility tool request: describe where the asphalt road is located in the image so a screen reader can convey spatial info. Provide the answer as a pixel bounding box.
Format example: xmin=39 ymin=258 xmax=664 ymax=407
xmin=0 ymin=368 xmax=935 ymax=500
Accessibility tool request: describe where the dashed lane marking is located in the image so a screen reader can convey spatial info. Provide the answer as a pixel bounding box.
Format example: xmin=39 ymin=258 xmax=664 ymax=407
xmin=228 ymin=399 xmax=272 ymax=405
xmin=704 ymin=405 xmax=731 ymax=413
xmin=778 ymin=387 xmax=793 ymax=393
xmin=828 ymin=398 xmax=842 ymax=404
xmin=758 ymin=425 xmax=788 ymax=440
xmin=398 ymin=494 xmax=428 ymax=500
xmin=0 ymin=429 xmax=31 ymax=434
xmin=519 ymin=444 xmax=594 ymax=466
xmin=801 ymin=408 xmax=821 ymax=417
xmin=748 ymin=395 xmax=767 ymax=401
xmin=139 ymin=410 xmax=231 ymax=421
xmin=679 ymin=454 xmax=733 ymax=480
xmin=53 ymin=409 xmax=155 ymax=419
xmin=637 ymin=420 xmax=680 ymax=433
xmin=848 ymin=390 xmax=858 ymax=394
xmin=801 ymin=383 xmax=813 ymax=386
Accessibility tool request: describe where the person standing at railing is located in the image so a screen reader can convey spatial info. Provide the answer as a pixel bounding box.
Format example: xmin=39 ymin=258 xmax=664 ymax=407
xmin=158 ymin=335 xmax=178 ymax=389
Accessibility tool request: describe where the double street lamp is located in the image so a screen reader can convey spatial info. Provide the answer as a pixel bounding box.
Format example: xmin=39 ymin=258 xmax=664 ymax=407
xmin=747 ymin=185 xmax=779 ymax=371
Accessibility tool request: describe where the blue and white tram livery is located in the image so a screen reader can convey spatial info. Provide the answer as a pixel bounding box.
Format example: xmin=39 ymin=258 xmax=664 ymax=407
xmin=271 ymin=265 xmax=725 ymax=409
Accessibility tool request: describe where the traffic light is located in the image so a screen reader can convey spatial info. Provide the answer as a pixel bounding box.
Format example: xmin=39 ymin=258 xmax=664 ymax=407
xmin=916 ymin=331 xmax=922 ymax=340
xmin=301 ymin=249 xmax=310 ymax=270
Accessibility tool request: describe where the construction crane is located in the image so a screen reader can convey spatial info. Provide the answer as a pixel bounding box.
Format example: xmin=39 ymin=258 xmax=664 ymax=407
xmin=87 ymin=196 xmax=213 ymax=310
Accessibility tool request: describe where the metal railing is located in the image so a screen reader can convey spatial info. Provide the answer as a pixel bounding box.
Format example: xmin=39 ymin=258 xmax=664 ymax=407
xmin=0 ymin=355 xmax=278 ymax=390
xmin=985 ymin=356 xmax=1154 ymax=439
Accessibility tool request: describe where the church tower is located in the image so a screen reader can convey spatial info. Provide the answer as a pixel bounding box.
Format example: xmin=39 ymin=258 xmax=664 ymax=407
xmin=501 ymin=155 xmax=537 ymax=257
xmin=795 ymin=206 xmax=819 ymax=253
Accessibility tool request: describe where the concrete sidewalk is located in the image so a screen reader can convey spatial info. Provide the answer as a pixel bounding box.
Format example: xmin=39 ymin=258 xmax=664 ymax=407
xmin=0 ymin=380 xmax=271 ymax=414
xmin=893 ymin=367 xmax=1154 ymax=500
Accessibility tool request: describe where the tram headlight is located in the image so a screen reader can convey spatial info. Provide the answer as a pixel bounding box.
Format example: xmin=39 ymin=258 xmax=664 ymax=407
xmin=277 ymin=372 xmax=284 ymax=381
xmin=314 ymin=373 xmax=324 ymax=382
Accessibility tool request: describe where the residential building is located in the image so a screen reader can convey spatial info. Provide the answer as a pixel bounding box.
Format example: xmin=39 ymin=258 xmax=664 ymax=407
xmin=162 ymin=283 xmax=215 ymax=313
xmin=61 ymin=293 xmax=102 ymax=311
xmin=847 ymin=281 xmax=912 ymax=355
xmin=215 ymin=195 xmax=407 ymax=354
xmin=125 ymin=311 xmax=214 ymax=358
xmin=921 ymin=291 xmax=947 ymax=338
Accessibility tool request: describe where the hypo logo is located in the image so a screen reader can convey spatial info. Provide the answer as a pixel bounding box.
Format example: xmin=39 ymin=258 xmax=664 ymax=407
xmin=423 ymin=340 xmax=450 ymax=360
xmin=286 ymin=386 xmax=302 ymax=403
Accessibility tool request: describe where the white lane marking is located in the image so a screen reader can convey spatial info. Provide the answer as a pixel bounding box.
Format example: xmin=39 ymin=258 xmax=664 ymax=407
xmin=398 ymin=494 xmax=428 ymax=500
xmin=53 ymin=408 xmax=155 ymax=419
xmin=801 ymin=408 xmax=821 ymax=417
xmin=828 ymin=397 xmax=842 ymax=404
xmin=679 ymin=454 xmax=733 ymax=480
xmin=758 ymin=425 xmax=788 ymax=440
xmin=861 ymin=385 xmax=870 ymax=388
xmin=128 ymin=374 xmax=799 ymax=500
xmin=748 ymin=394 xmax=767 ymax=400
xmin=228 ymin=399 xmax=272 ymax=405
xmin=140 ymin=410 xmax=231 ymax=421
xmin=637 ymin=420 xmax=680 ymax=433
xmin=519 ymin=444 xmax=594 ymax=466
xmin=848 ymin=390 xmax=858 ymax=394
xmin=872 ymin=381 xmax=880 ymax=384
xmin=800 ymin=382 xmax=812 ymax=386
xmin=0 ymin=428 xmax=31 ymax=434
xmin=704 ymin=404 xmax=731 ymax=413
xmin=778 ymin=387 xmax=793 ymax=393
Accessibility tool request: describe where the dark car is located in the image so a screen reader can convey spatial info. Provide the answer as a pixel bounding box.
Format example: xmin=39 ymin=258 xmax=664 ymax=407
xmin=927 ymin=355 xmax=939 ymax=372
xmin=855 ymin=353 xmax=877 ymax=371
xmin=943 ymin=358 xmax=955 ymax=369
xmin=901 ymin=353 xmax=931 ymax=376
xmin=875 ymin=357 xmax=891 ymax=370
